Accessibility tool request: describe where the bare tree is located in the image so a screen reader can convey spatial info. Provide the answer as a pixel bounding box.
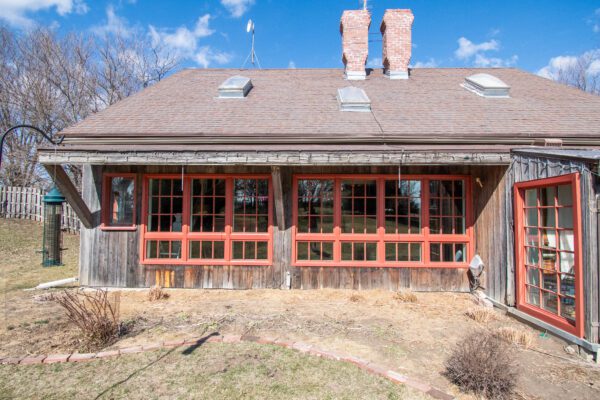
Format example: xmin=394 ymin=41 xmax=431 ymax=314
xmin=0 ymin=26 xmax=179 ymax=188
xmin=552 ymin=51 xmax=600 ymax=95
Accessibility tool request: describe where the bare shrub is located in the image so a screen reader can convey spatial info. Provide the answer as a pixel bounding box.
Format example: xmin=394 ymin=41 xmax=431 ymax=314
xmin=494 ymin=327 xmax=534 ymax=349
xmin=50 ymin=289 xmax=122 ymax=349
xmin=465 ymin=307 xmax=495 ymax=323
xmin=148 ymin=285 xmax=170 ymax=301
xmin=445 ymin=331 xmax=517 ymax=399
xmin=394 ymin=291 xmax=418 ymax=303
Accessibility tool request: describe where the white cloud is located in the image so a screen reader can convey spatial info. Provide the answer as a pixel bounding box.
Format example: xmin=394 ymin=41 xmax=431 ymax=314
xmin=0 ymin=0 xmax=88 ymax=26
xmin=454 ymin=36 xmax=517 ymax=68
xmin=474 ymin=54 xmax=518 ymax=68
xmin=92 ymin=5 xmax=134 ymax=37
xmin=455 ymin=37 xmax=499 ymax=60
xmin=412 ymin=58 xmax=438 ymax=68
xmin=537 ymin=50 xmax=600 ymax=80
xmin=149 ymin=14 xmax=231 ymax=68
xmin=288 ymin=60 xmax=296 ymax=69
xmin=194 ymin=46 xmax=232 ymax=68
xmin=221 ymin=0 xmax=255 ymax=18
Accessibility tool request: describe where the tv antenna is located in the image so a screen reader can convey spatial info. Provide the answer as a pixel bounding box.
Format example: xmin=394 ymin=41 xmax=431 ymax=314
xmin=363 ymin=0 xmax=368 ymax=10
xmin=242 ymin=19 xmax=261 ymax=69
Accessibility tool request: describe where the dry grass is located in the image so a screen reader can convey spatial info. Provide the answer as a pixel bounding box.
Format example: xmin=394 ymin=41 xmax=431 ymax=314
xmin=494 ymin=327 xmax=534 ymax=349
xmin=465 ymin=307 xmax=496 ymax=323
xmin=445 ymin=331 xmax=518 ymax=400
xmin=0 ymin=219 xmax=78 ymax=294
xmin=394 ymin=291 xmax=418 ymax=303
xmin=0 ymin=342 xmax=424 ymax=400
xmin=148 ymin=285 xmax=170 ymax=301
xmin=348 ymin=293 xmax=364 ymax=303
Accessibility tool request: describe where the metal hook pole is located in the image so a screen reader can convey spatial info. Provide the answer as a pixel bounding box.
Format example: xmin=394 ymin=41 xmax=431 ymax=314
xmin=0 ymin=124 xmax=65 ymax=171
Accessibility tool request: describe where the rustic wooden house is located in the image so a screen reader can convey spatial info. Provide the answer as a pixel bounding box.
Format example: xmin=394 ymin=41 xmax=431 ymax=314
xmin=40 ymin=9 xmax=600 ymax=352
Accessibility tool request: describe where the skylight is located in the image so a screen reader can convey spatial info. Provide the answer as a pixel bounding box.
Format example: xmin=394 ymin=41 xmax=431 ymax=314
xmin=337 ymin=86 xmax=371 ymax=112
xmin=462 ymin=73 xmax=510 ymax=98
xmin=218 ymin=76 xmax=253 ymax=98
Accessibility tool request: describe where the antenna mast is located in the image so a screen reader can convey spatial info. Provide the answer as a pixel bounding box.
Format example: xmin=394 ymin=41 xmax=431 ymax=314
xmin=363 ymin=0 xmax=367 ymax=11
xmin=242 ymin=19 xmax=261 ymax=69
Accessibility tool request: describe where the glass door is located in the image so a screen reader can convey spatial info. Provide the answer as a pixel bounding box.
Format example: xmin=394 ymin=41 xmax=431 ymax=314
xmin=514 ymin=173 xmax=583 ymax=337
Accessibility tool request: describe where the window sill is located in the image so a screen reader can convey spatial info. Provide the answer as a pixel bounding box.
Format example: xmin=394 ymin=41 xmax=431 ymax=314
xmin=100 ymin=225 xmax=138 ymax=232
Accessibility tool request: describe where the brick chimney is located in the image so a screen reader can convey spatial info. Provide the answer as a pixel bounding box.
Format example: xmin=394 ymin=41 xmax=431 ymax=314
xmin=340 ymin=9 xmax=371 ymax=80
xmin=380 ymin=9 xmax=414 ymax=79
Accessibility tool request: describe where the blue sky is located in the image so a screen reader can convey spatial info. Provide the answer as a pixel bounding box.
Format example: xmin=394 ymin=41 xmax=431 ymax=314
xmin=1 ymin=0 xmax=599 ymax=75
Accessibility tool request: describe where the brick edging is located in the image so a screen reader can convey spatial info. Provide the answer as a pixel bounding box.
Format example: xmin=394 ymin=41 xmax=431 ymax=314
xmin=0 ymin=334 xmax=454 ymax=400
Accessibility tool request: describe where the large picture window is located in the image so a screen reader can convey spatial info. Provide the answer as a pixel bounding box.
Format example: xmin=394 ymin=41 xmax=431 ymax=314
xmin=141 ymin=175 xmax=272 ymax=265
xmin=292 ymin=175 xmax=472 ymax=267
xmin=514 ymin=173 xmax=583 ymax=337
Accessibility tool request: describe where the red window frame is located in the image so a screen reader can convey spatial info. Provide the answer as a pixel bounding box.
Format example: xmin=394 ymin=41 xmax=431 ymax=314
xmin=514 ymin=173 xmax=584 ymax=337
xmin=140 ymin=174 xmax=273 ymax=266
xmin=101 ymin=173 xmax=137 ymax=231
xmin=292 ymin=174 xmax=473 ymax=268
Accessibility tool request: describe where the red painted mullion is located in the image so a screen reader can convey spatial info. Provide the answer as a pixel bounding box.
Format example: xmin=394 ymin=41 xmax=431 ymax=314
xmin=333 ymin=178 xmax=341 ymax=263
xmin=377 ymin=178 xmax=386 ymax=264
xmin=423 ymin=178 xmax=431 ymax=264
xmin=181 ymin=177 xmax=190 ymax=262
xmin=224 ymin=178 xmax=233 ymax=262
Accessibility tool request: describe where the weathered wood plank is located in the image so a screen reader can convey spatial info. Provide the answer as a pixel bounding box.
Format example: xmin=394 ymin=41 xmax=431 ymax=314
xmin=43 ymin=164 xmax=93 ymax=228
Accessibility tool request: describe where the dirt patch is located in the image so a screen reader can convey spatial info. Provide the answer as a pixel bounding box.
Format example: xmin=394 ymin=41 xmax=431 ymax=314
xmin=3 ymin=289 xmax=599 ymax=399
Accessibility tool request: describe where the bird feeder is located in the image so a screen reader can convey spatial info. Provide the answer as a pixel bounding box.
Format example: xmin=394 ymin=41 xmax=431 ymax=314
xmin=42 ymin=186 xmax=65 ymax=267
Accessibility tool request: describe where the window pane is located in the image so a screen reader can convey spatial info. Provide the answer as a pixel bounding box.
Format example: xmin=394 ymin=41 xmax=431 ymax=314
xmin=557 ymin=185 xmax=572 ymax=206
xmin=526 ymin=267 xmax=539 ymax=286
xmin=526 ymin=247 xmax=539 ymax=266
xmin=109 ymin=177 xmax=135 ymax=226
xmin=525 ymin=189 xmax=537 ymax=207
xmin=297 ymin=242 xmax=309 ymax=260
xmin=560 ymin=296 xmax=576 ymax=321
xmin=540 ymin=187 xmax=556 ymax=206
xmin=146 ymin=240 xmax=157 ymax=258
xmin=525 ymin=208 xmax=538 ymax=227
xmin=431 ymin=243 xmax=466 ymax=262
xmin=542 ymin=272 xmax=557 ymax=291
xmin=430 ymin=243 xmax=441 ymax=262
xmin=526 ymin=228 xmax=539 ymax=246
xmin=558 ymin=208 xmax=573 ymax=229
xmin=560 ymin=274 xmax=575 ymax=297
xmin=559 ymin=252 xmax=575 ymax=274
xmin=540 ymin=208 xmax=555 ymax=227
xmin=541 ymin=249 xmax=556 ymax=270
xmin=542 ymin=291 xmax=558 ymax=314
xmin=410 ymin=243 xmax=421 ymax=262
xmin=429 ymin=179 xmax=465 ymax=235
xmin=527 ymin=286 xmax=540 ymax=306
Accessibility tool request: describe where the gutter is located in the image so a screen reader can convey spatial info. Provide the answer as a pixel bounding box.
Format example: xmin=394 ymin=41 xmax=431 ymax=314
xmin=485 ymin=296 xmax=600 ymax=363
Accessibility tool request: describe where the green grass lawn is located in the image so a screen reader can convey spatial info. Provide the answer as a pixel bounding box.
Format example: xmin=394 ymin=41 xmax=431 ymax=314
xmin=0 ymin=218 xmax=79 ymax=293
xmin=0 ymin=342 xmax=425 ymax=400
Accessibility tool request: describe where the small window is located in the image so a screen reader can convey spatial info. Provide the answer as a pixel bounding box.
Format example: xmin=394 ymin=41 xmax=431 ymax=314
xmin=102 ymin=174 xmax=136 ymax=230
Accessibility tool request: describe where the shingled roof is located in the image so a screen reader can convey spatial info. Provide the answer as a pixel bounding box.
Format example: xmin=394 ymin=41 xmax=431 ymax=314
xmin=57 ymin=68 xmax=600 ymax=150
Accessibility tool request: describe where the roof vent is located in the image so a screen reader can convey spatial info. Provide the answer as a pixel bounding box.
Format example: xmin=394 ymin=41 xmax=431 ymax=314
xmin=462 ymin=73 xmax=510 ymax=98
xmin=337 ymin=86 xmax=371 ymax=112
xmin=218 ymin=75 xmax=253 ymax=98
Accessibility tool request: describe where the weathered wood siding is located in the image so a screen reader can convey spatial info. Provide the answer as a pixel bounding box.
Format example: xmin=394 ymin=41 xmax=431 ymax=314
xmin=506 ymin=153 xmax=599 ymax=343
xmin=79 ymin=164 xmax=510 ymax=294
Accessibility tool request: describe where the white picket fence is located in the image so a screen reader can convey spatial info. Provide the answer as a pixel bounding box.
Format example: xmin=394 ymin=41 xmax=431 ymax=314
xmin=0 ymin=186 xmax=81 ymax=233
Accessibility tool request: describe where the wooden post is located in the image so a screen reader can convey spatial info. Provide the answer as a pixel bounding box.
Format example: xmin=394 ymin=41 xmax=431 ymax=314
xmin=271 ymin=166 xmax=292 ymax=289
xmin=43 ymin=164 xmax=93 ymax=229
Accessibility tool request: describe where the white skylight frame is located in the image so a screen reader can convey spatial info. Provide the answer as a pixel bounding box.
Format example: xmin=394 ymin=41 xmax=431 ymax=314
xmin=462 ymin=73 xmax=511 ymax=98
xmin=218 ymin=75 xmax=253 ymax=98
xmin=337 ymin=86 xmax=371 ymax=112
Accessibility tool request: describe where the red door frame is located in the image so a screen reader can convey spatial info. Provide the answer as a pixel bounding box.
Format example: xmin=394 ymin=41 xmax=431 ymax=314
xmin=139 ymin=174 xmax=274 ymax=266
xmin=291 ymin=174 xmax=474 ymax=268
xmin=513 ymin=172 xmax=584 ymax=338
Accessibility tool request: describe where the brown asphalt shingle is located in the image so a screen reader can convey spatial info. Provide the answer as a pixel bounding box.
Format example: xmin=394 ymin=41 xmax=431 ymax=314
xmin=58 ymin=68 xmax=600 ymax=147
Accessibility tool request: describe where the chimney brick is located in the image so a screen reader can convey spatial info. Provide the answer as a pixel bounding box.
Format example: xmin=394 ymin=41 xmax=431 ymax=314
xmin=340 ymin=10 xmax=371 ymax=80
xmin=380 ymin=9 xmax=414 ymax=79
